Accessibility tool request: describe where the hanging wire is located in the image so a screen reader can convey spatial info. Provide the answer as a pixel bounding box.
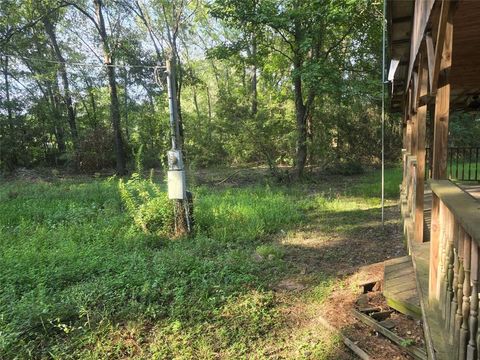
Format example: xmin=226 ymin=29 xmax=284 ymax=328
xmin=381 ymin=0 xmax=387 ymax=228
xmin=0 ymin=52 xmax=158 ymax=69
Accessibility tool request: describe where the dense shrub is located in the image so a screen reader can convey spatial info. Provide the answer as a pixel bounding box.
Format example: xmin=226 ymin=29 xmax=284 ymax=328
xmin=118 ymin=174 xmax=174 ymax=236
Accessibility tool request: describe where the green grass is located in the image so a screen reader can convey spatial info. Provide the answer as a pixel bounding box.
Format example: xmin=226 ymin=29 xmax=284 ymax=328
xmin=0 ymin=166 xmax=402 ymax=359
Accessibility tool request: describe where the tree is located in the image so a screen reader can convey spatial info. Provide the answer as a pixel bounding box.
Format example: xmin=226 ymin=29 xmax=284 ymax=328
xmin=65 ymin=0 xmax=128 ymax=174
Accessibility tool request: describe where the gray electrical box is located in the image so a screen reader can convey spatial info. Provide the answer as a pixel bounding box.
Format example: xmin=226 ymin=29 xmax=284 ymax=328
xmin=168 ymin=170 xmax=186 ymax=199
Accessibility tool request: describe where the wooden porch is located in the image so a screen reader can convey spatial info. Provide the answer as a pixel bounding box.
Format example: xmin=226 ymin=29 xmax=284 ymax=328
xmin=388 ymin=0 xmax=480 ymax=359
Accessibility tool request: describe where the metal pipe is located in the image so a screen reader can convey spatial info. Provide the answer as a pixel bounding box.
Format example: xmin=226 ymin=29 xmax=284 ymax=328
xmin=382 ymin=0 xmax=386 ymax=227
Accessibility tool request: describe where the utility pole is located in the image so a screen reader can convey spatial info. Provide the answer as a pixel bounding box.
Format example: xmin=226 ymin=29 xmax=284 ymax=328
xmin=165 ymin=53 xmax=192 ymax=236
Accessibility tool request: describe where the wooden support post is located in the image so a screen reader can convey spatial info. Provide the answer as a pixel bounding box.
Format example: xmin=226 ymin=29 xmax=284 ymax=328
xmin=414 ymin=54 xmax=428 ymax=243
xmin=430 ymin=11 xmax=453 ymax=301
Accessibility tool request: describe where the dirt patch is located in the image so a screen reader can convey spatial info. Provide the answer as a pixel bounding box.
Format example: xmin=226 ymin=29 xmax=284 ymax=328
xmin=268 ymin=191 xmax=426 ymax=359
xmin=321 ymin=263 xmax=425 ymax=359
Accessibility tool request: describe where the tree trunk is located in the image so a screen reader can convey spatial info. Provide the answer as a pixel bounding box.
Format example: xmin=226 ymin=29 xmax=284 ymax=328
xmin=94 ymin=0 xmax=127 ymax=175
xmin=43 ymin=17 xmax=79 ymax=163
xmin=193 ymin=86 xmax=201 ymax=120
xmin=251 ymin=35 xmax=258 ymax=116
xmin=2 ymin=55 xmax=17 ymax=168
xmin=293 ymin=54 xmax=307 ymax=179
xmin=3 ymin=56 xmax=14 ymax=130
xmin=46 ymin=81 xmax=67 ymax=154
xmin=85 ymin=77 xmax=98 ymax=129
xmin=124 ymin=69 xmax=130 ymax=142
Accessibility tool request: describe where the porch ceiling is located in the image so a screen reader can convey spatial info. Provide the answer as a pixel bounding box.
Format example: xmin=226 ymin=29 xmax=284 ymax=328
xmin=387 ymin=0 xmax=414 ymax=113
xmin=388 ymin=0 xmax=480 ymax=112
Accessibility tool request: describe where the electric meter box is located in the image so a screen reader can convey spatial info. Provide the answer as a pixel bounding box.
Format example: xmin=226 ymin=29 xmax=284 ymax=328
xmin=167 ymin=150 xmax=184 ymax=171
xmin=168 ymin=170 xmax=186 ymax=199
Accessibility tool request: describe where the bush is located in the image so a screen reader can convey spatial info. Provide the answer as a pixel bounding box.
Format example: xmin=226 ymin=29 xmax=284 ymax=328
xmin=118 ymin=174 xmax=174 ymax=236
xmin=324 ymin=161 xmax=364 ymax=176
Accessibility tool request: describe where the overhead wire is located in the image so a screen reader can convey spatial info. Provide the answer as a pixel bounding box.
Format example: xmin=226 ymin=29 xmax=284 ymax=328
xmin=0 ymin=52 xmax=158 ymax=69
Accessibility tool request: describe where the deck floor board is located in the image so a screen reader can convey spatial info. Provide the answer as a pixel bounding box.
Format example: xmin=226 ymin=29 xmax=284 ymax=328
xmin=384 ymin=256 xmax=421 ymax=319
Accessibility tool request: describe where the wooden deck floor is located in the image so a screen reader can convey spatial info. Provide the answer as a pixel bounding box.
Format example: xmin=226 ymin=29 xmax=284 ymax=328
xmin=384 ymin=256 xmax=421 ymax=319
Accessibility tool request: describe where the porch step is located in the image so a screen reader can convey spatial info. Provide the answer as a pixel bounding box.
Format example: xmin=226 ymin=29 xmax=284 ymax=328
xmin=384 ymin=256 xmax=422 ymax=319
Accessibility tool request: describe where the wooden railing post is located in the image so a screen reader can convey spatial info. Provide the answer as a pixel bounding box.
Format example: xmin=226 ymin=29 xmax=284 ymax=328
xmin=455 ymin=228 xmax=465 ymax=355
xmin=459 ymin=233 xmax=471 ymax=360
xmin=445 ymin=207 xmax=455 ymax=323
xmin=430 ymin=9 xmax=453 ymax=301
xmin=467 ymin=239 xmax=478 ymax=359
xmin=450 ymin=221 xmax=460 ymax=343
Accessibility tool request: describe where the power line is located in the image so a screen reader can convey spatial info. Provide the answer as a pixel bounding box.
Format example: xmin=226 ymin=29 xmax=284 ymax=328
xmin=0 ymin=53 xmax=158 ymax=69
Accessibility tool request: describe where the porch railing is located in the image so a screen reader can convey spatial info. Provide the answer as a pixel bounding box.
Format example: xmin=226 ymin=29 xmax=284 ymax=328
xmin=430 ymin=180 xmax=480 ymax=359
xmin=426 ymin=147 xmax=480 ymax=181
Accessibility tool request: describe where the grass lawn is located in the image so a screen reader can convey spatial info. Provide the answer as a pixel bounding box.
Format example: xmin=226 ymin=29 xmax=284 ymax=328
xmin=0 ymin=167 xmax=402 ymax=359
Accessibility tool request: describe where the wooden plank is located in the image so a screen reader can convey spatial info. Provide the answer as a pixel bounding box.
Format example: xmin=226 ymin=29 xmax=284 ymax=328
xmin=430 ymin=193 xmax=441 ymax=300
xmin=317 ymin=314 xmax=371 ymax=360
xmin=431 ymin=0 xmax=452 ymax=95
xmin=415 ymin=52 xmax=428 ymax=243
xmin=410 ymin=241 xmax=446 ymax=360
xmin=405 ymin=0 xmax=435 ymax=94
xmin=352 ymin=309 xmax=427 ymax=360
xmin=426 ymin=33 xmax=435 ymax=93
xmin=429 ymin=181 xmax=480 ymax=243
xmin=430 ymin=11 xmax=453 ymax=301
xmin=384 ymin=256 xmax=421 ymax=319
xmin=431 ymin=14 xmax=452 ymax=180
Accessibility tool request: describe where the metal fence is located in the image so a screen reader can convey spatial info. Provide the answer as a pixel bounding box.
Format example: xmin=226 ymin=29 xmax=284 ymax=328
xmin=425 ymin=147 xmax=480 ymax=181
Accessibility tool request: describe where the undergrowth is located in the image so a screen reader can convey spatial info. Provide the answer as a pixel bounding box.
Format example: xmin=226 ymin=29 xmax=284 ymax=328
xmin=0 ymin=166 xmax=401 ymax=359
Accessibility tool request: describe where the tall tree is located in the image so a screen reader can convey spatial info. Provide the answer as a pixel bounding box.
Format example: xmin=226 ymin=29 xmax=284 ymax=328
xmin=65 ymin=0 xmax=127 ymax=174
xmin=42 ymin=15 xmax=79 ymax=161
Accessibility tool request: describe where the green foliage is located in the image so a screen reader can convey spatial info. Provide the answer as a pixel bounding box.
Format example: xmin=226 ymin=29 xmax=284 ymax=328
xmin=118 ymin=174 xmax=174 ymax=236
xmin=449 ymin=112 xmax=480 ymax=147
xmin=0 ymin=177 xmax=302 ymax=358
xmin=0 ymin=166 xmax=401 ymax=358
xmin=324 ymin=161 xmax=364 ymax=176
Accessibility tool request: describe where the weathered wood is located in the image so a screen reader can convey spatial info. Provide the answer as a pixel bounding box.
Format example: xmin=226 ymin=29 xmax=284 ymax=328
xmin=455 ymin=228 xmax=466 ymax=355
xmin=406 ymin=0 xmax=436 ymax=93
xmin=384 ymin=256 xmax=422 ymax=319
xmin=430 ymin=193 xmax=441 ymax=300
xmin=414 ymin=53 xmax=428 ymax=243
xmin=467 ymin=241 xmax=478 ymax=359
xmin=430 ymin=13 xmax=453 ymax=300
xmin=445 ymin=207 xmax=455 ymax=325
xmin=459 ymin=233 xmax=472 ymax=359
xmin=450 ymin=221 xmax=460 ymax=343
xmin=431 ymin=13 xmax=452 ymax=180
xmin=316 ymin=314 xmax=371 ymax=360
xmin=352 ymin=309 xmax=427 ymax=360
xmin=429 ymin=181 xmax=480 ymax=243
xmin=431 ymin=0 xmax=453 ymax=95
xmin=426 ymin=33 xmax=435 ymax=92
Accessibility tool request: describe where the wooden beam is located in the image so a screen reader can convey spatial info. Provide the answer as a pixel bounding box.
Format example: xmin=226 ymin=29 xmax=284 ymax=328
xmin=431 ymin=18 xmax=452 ymax=180
xmin=431 ymin=0 xmax=453 ymax=94
xmin=413 ymin=71 xmax=419 ymax=110
xmin=392 ymin=15 xmax=412 ymax=24
xmin=414 ymin=52 xmax=428 ymax=243
xmin=429 ymin=10 xmax=453 ymax=301
xmin=392 ymin=38 xmax=410 ymax=46
xmin=426 ymin=33 xmax=435 ymax=93
xmin=352 ymin=310 xmax=427 ymax=360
